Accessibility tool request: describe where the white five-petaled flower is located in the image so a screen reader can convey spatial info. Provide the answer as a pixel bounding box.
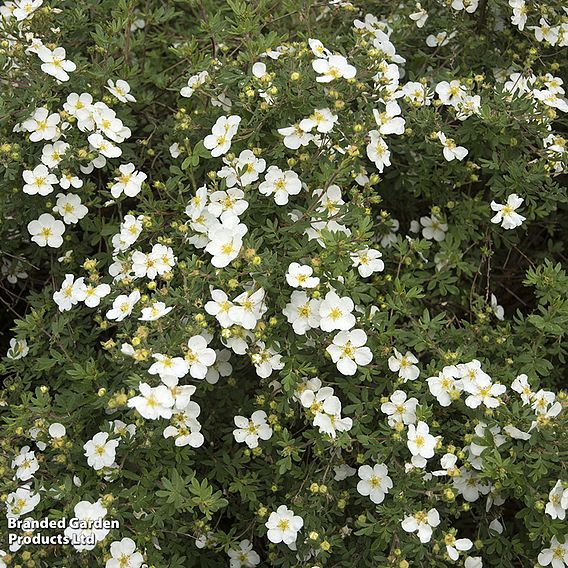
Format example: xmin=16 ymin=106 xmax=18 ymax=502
xmin=490 ymin=194 xmax=526 ymax=230
xmin=407 ymin=421 xmax=437 ymax=467
xmin=22 ymin=107 xmax=60 ymax=142
xmin=258 ymin=166 xmax=302 ymax=205
xmin=388 ymin=348 xmax=420 ymax=381
xmin=11 ymin=446 xmax=39 ymax=481
xmin=37 ymin=46 xmax=76 ymax=81
xmin=351 ymin=248 xmax=384 ymax=277
xmin=286 ymin=262 xmax=320 ymax=288
xmin=319 ymin=290 xmax=356 ymax=332
xmin=283 ymin=291 xmax=321 ymax=335
xmin=401 ymin=508 xmax=440 ymax=543
xmin=106 ymin=290 xmax=141 ymax=321
xmin=127 ymin=382 xmax=174 ymax=419
xmin=227 ymin=539 xmax=260 ymax=568
xmin=538 ymin=536 xmax=568 ymax=568
xmin=312 ymin=54 xmax=356 ymax=82
xmin=545 ymin=480 xmax=568 ymax=520
xmin=148 ymin=354 xmax=189 ymax=386
xmin=22 ymin=164 xmax=58 ymax=196
xmin=380 ymin=390 xmax=418 ymax=427
xmin=436 ymin=131 xmax=468 ymax=161
xmin=366 ymin=130 xmax=391 ymax=172
xmin=233 ymin=410 xmax=272 ymax=448
xmin=53 ymin=273 xmax=87 ymax=312
xmin=83 ymin=432 xmax=119 ymax=471
xmin=110 ymin=163 xmax=147 ymax=198
xmin=204 ymin=115 xmax=241 ymax=157
xmin=27 ymin=213 xmax=66 ymax=248
xmin=185 ymin=335 xmax=216 ymax=379
xmin=53 ymin=193 xmax=88 ymax=224
xmin=105 ymin=537 xmax=144 ymax=568
xmin=357 ymin=463 xmax=393 ymax=504
xmin=420 ymin=214 xmax=448 ymax=242
xmin=327 ymin=329 xmax=373 ymax=376
xmin=265 ymin=505 xmax=303 ymax=546
xmin=106 ymin=79 xmax=136 ymax=103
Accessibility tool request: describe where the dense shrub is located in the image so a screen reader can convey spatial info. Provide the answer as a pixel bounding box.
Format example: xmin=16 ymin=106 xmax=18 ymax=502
xmin=1 ymin=0 xmax=567 ymax=567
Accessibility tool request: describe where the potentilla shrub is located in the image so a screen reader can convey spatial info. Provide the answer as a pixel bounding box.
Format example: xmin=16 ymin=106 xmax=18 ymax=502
xmin=1 ymin=0 xmax=567 ymax=567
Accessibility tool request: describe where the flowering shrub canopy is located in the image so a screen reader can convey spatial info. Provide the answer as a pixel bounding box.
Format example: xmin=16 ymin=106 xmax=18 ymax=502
xmin=1 ymin=0 xmax=568 ymax=567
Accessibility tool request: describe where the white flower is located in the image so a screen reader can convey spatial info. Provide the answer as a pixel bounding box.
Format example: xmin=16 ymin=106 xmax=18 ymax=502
xmin=409 ymin=3 xmax=428 ymax=27
xmin=13 ymin=0 xmax=42 ymax=21
xmin=333 ymin=463 xmax=356 ymax=480
xmin=106 ymin=79 xmax=136 ymax=103
xmin=180 ymin=71 xmax=209 ymax=97
xmin=106 ymin=290 xmax=141 ymax=321
xmin=111 ymin=163 xmax=147 ymax=198
xmin=37 ymin=46 xmax=76 ymax=81
xmin=491 ymin=293 xmax=504 ymax=320
xmin=286 ymin=262 xmax=320 ymax=288
xmin=251 ymin=341 xmax=284 ymax=378
xmin=300 ymin=386 xmax=352 ymax=437
xmin=312 ymin=54 xmax=356 ymax=82
xmin=380 ymin=390 xmax=418 ymax=427
xmin=53 ymin=193 xmax=88 ymax=224
xmin=319 ymin=290 xmax=356 ymax=332
xmin=149 ymin=354 xmax=189 ymax=385
xmin=106 ymin=537 xmax=144 ymax=568
xmin=88 ymin=132 xmax=122 ymax=158
xmin=463 ymin=375 xmax=506 ymax=409
xmin=545 ymin=480 xmax=568 ymax=520
xmin=388 ymin=348 xmax=419 ymax=381
xmin=278 ymin=124 xmax=314 ymax=150
xmin=139 ymin=301 xmax=173 ymax=321
xmin=427 ymin=365 xmax=462 ymax=406
xmin=258 ymin=166 xmax=302 ymax=205
xmin=407 ymin=421 xmax=437 ymax=467
xmin=265 ymin=505 xmax=303 ymax=545
xmin=229 ymin=288 xmax=267 ymax=330
xmin=233 ymin=410 xmax=272 ymax=448
xmin=6 ymin=338 xmax=29 ymax=360
xmin=53 ymin=274 xmax=87 ymax=312
xmin=84 ymin=432 xmax=119 ymax=471
xmin=538 ymin=536 xmax=568 ymax=568
xmin=48 ymin=423 xmax=66 ymax=438
xmin=6 ymin=488 xmax=41 ymax=518
xmin=22 ymin=107 xmax=60 ymax=142
xmin=420 ymin=214 xmax=448 ymax=242
xmin=205 ymin=348 xmax=232 ymax=384
xmin=283 ymin=291 xmax=321 ymax=335
xmin=186 ymin=335 xmax=216 ymax=379
xmin=204 ymin=115 xmax=241 ymax=157
xmin=11 ymin=446 xmax=39 ymax=481
xmin=163 ymin=413 xmax=204 ymax=448
xmin=299 ymin=108 xmax=338 ymax=133
xmin=426 ymin=31 xmax=454 ymax=47
xmin=22 ymin=164 xmax=58 ymax=196
xmin=357 ymin=463 xmax=393 ymax=504
xmin=58 ymin=173 xmax=83 ymax=189
xmin=27 ymin=213 xmax=65 ymax=248
xmin=228 ymin=539 xmax=260 ymax=568
xmin=41 ymin=141 xmax=69 ymax=168
xmin=366 ymin=130 xmax=391 ymax=172
xmin=401 ymin=508 xmax=440 ymax=543
xmin=511 ymin=373 xmax=533 ymax=405
xmin=436 ymin=131 xmax=468 ymax=161
xmin=205 ymin=289 xmax=235 ymax=327
xmin=445 ymin=534 xmax=473 ymax=561
xmin=83 ymin=283 xmax=111 ymax=308
xmin=63 ymin=500 xmax=109 ymax=551
xmin=127 ymin=382 xmax=174 ymax=419
xmin=217 ymin=149 xmax=266 ymax=188
xmin=351 ymin=248 xmax=384 ymax=277
xmin=308 ymin=38 xmax=331 ymax=58
xmin=315 ymin=184 xmax=344 ymax=215
xmin=436 ymin=82 xmax=465 ymax=107
xmin=453 ymin=469 xmax=491 ymax=501
xmin=373 ymin=101 xmax=405 ymax=136
xmin=205 ymin=216 xmax=248 ymax=268
xmin=327 ymin=329 xmax=372 ymax=375
xmin=490 ymin=194 xmax=526 ymax=229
